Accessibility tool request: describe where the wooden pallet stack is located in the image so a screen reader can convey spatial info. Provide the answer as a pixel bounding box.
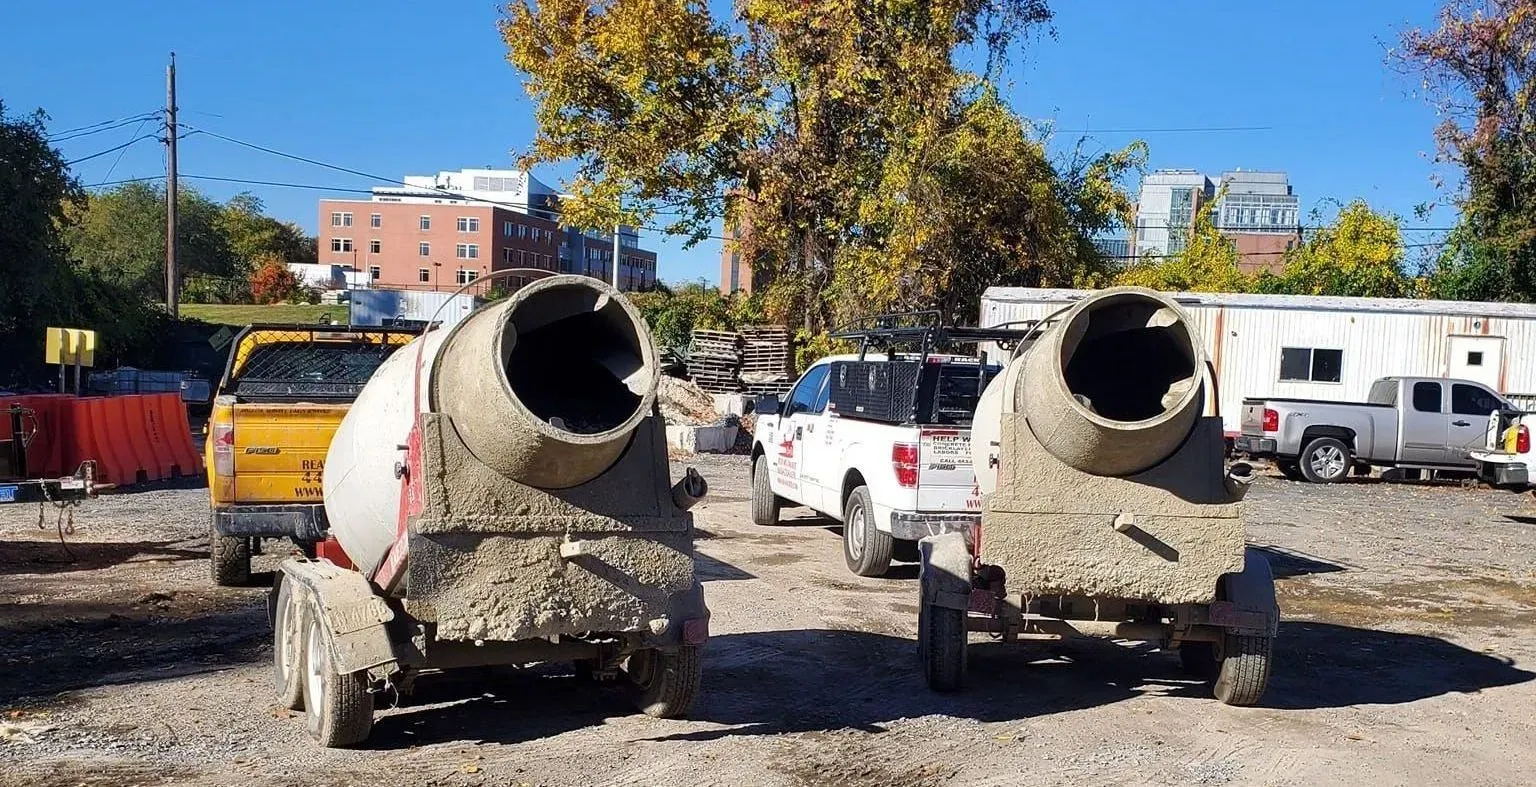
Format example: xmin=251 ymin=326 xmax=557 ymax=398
xmin=686 ymin=329 xmax=743 ymax=393
xmin=739 ymin=325 xmax=792 ymax=396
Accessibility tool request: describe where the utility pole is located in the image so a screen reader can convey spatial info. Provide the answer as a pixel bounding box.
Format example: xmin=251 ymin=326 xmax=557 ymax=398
xmin=164 ymin=52 xmax=179 ymax=318
xmin=612 ymin=224 xmax=622 ymax=291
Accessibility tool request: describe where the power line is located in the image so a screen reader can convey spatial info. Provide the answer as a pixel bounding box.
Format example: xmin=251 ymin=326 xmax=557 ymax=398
xmin=1102 ymin=241 xmax=1449 ymax=262
xmin=95 ymin=116 xmax=156 ymax=186
xmin=65 ymin=134 xmax=158 ymax=166
xmin=48 ymin=112 xmax=162 ymax=142
xmin=184 ymin=174 xmax=373 ymax=193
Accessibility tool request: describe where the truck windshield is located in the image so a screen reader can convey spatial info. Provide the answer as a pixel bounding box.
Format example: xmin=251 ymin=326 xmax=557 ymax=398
xmin=928 ymin=363 xmax=1003 ymax=426
xmin=229 ymin=339 xmax=402 ymax=400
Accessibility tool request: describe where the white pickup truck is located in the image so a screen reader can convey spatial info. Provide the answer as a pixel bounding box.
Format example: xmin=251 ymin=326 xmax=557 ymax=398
xmin=749 ymin=352 xmax=999 ymax=577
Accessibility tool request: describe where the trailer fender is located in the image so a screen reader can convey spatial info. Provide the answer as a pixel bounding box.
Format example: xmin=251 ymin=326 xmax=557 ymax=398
xmin=1216 ymin=548 xmax=1280 ymax=637
xmin=919 ymin=532 xmax=973 ymax=611
xmin=278 ymin=559 xmax=397 ymax=675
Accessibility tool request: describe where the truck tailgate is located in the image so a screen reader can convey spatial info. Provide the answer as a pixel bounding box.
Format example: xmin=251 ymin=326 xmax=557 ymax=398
xmin=232 ymin=403 xmax=346 ymax=502
xmin=916 ymin=428 xmax=980 ymax=512
xmin=1240 ymin=401 xmax=1268 ymax=435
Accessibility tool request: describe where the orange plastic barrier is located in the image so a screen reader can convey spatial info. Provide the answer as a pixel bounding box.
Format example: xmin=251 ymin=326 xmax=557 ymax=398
xmin=2 ymin=392 xmax=202 ymax=486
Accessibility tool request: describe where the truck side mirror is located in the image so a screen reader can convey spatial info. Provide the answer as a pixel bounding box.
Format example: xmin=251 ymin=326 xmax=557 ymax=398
xmin=754 ymin=394 xmax=781 ymax=416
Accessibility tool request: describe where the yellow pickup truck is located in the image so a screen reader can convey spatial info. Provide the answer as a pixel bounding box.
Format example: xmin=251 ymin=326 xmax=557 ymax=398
xmin=206 ymin=324 xmax=416 ymax=585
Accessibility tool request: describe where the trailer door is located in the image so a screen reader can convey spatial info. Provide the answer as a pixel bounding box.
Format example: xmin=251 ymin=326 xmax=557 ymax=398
xmin=1448 ymin=335 xmax=1505 ymax=391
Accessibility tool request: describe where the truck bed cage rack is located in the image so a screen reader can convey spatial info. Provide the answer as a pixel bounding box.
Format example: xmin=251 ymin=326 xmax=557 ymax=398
xmin=829 ymin=311 xmax=1047 ymax=364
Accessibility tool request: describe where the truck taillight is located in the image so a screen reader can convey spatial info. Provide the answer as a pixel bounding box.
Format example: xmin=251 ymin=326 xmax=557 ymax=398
xmin=1520 ymin=425 xmax=1530 ymax=455
xmin=212 ymin=421 xmax=235 ymax=477
xmin=1262 ymin=408 xmax=1279 ymax=432
xmin=892 ymin=442 xmax=919 ymax=488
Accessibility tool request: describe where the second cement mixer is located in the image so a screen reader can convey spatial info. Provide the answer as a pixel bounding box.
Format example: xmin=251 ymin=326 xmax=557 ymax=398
xmin=268 ymin=275 xmax=709 ymax=748
xmin=918 ymin=286 xmax=1279 ymax=705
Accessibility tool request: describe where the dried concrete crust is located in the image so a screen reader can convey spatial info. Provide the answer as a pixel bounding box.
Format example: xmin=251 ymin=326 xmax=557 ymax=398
xmin=407 ymin=412 xmax=702 ymax=643
xmin=984 ymin=414 xmax=1245 ymax=604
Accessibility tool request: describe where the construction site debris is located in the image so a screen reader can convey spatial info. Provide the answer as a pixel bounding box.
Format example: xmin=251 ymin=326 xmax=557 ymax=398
xmin=659 ymin=376 xmax=721 ymax=426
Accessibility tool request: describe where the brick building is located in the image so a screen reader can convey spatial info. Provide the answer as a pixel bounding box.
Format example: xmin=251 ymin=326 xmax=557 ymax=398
xmin=317 ymin=168 xmax=658 ymax=294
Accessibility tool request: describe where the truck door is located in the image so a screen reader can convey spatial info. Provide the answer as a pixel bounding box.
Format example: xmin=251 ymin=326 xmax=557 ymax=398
xmin=1401 ymin=380 xmax=1449 ymax=465
xmin=771 ymin=364 xmax=830 ymax=509
xmin=1449 ymin=382 xmax=1504 ymax=464
xmin=1448 ymin=336 xmax=1505 ymax=391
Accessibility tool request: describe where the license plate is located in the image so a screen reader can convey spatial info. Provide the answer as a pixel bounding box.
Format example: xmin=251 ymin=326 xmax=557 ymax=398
xmin=0 ymin=486 xmax=16 ymax=503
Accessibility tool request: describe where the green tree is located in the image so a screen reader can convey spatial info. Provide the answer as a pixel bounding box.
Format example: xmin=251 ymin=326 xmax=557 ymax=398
xmin=1115 ymin=207 xmax=1250 ymax=293
xmin=63 ymin=181 xmax=239 ymax=302
xmin=503 ymin=1 xmax=1138 ymax=330
xmin=1395 ymin=1 xmax=1536 ymax=300
xmin=219 ymin=193 xmax=316 ymax=270
xmin=1257 ymin=200 xmax=1408 ymax=298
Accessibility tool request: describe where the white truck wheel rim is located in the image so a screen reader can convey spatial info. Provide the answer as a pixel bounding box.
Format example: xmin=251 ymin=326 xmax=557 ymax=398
xmin=305 ymin=618 xmax=326 ymax=712
xmin=848 ymin=502 xmax=866 ymax=559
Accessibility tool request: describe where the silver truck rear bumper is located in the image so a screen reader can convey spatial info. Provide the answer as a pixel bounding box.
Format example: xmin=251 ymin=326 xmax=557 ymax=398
xmin=1233 ymin=435 xmax=1278 ymax=457
xmin=890 ymin=511 xmax=979 ymax=541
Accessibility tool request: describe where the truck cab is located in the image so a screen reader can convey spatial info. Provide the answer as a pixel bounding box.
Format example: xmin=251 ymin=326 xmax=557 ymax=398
xmin=205 ymin=325 xmax=415 ymax=585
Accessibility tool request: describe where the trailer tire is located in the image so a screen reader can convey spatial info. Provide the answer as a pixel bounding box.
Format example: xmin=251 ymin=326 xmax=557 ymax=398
xmin=1299 ymin=437 xmax=1352 ymax=484
xmin=842 ymin=485 xmax=892 ymax=577
xmin=272 ymin=576 xmax=306 ymax=711
xmin=300 ymin=602 xmax=374 ymax=747
xmin=1213 ymin=634 xmax=1273 ymax=706
xmin=918 ymin=533 xmax=970 ymax=693
xmin=749 ymin=456 xmax=781 ymax=526
xmin=625 ymin=646 xmax=701 ymax=719
xmin=209 ymin=516 xmax=251 ymax=587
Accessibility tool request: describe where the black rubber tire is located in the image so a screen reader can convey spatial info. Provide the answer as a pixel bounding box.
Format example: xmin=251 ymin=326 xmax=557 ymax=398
xmin=1298 ymin=437 xmax=1352 ymax=484
xmin=1213 ymin=634 xmax=1273 ymax=706
xmin=1275 ymin=461 xmax=1306 ymax=482
xmin=842 ymin=486 xmax=893 ymax=577
xmin=918 ymin=576 xmax=968 ymax=692
xmin=272 ymin=577 xmax=306 ymax=711
xmin=749 ymin=456 xmax=781 ymax=526
xmin=300 ymin=602 xmax=374 ymax=747
xmin=624 ymin=646 xmax=702 ymax=719
xmin=892 ymin=539 xmax=920 ymax=564
xmin=210 ymin=516 xmax=251 ymax=587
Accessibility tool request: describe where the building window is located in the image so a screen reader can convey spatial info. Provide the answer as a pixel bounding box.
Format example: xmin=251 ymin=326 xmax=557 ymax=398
xmin=418 ymin=268 xmax=430 ymax=283
xmin=456 ymin=243 xmax=478 ymax=259
xmin=456 ymin=268 xmax=478 ymax=285
xmin=518 ymin=225 xmax=528 ymax=239
xmin=1468 ymin=351 xmax=1485 ymax=367
xmin=368 ymin=265 xmax=380 ymax=281
xmin=370 ymin=213 xmax=381 ymax=228
xmin=330 ymin=211 xmax=354 ymax=227
xmin=420 ymin=215 xmax=432 ymax=231
xmin=369 ymin=239 xmax=381 ymax=254
xmin=1278 ymin=347 xmax=1342 ymax=383
xmin=330 ymin=212 xmax=343 ymax=227
xmin=457 ymin=217 xmax=479 ymax=233
xmin=331 ymin=238 xmax=353 ymax=253
xmin=419 ymin=241 xmax=431 ymax=257
xmin=504 ymin=221 xmax=514 ymax=237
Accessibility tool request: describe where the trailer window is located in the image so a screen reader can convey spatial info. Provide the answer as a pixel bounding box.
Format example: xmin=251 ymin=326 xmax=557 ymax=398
xmin=1279 ymin=347 xmax=1342 ymax=383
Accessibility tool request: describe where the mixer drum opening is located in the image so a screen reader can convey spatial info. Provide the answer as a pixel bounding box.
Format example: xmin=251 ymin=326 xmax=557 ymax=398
xmin=501 ymin=283 xmax=647 ymax=435
xmin=1059 ymin=296 xmax=1198 ymax=424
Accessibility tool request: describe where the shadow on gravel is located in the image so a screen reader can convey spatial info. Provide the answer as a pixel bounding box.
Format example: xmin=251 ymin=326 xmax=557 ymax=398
xmin=0 ymin=538 xmax=205 ymax=576
xmin=0 ymin=602 xmax=268 ymax=703
xmin=1249 ymin=544 xmax=1350 ymax=578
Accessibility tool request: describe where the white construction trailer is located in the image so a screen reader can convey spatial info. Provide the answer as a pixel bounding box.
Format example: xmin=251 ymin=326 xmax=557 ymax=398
xmin=980 ymin=287 xmax=1536 ymax=437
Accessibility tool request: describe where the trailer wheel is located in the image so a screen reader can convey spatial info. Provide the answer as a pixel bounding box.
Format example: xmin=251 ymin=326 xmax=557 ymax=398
xmin=300 ymin=603 xmax=374 ymax=747
xmin=624 ymin=646 xmax=701 ymax=719
xmin=918 ymin=576 xmax=968 ymax=692
xmin=843 ymin=486 xmax=893 ymax=577
xmin=1212 ymin=634 xmax=1273 ymax=706
xmin=272 ymin=576 xmax=306 ymax=711
xmin=749 ymin=456 xmax=781 ymax=525
xmin=1299 ymin=437 xmax=1351 ymax=484
xmin=209 ymin=516 xmax=251 ymax=587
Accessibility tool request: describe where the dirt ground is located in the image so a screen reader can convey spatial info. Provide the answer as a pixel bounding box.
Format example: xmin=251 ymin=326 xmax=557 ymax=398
xmin=3 ymin=456 xmax=1536 ymax=786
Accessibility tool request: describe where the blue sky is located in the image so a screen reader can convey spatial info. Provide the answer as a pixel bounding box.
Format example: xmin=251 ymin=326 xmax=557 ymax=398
xmin=2 ymin=1 xmax=1451 ymax=285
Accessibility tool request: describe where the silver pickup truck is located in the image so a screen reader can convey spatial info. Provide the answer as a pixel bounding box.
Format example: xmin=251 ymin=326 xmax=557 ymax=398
xmin=1234 ymin=376 xmax=1512 ymax=483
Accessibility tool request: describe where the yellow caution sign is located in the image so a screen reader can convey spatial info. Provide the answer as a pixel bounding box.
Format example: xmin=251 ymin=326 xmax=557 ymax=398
xmin=45 ymin=327 xmax=97 ymax=367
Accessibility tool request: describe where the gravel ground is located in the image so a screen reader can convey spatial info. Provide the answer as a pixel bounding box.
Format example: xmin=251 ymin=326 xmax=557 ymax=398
xmin=2 ymin=457 xmax=1535 ymax=786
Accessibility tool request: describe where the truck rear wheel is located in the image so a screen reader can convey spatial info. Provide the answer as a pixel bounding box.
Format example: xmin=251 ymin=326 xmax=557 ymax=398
xmin=1299 ymin=437 xmax=1351 ymax=483
xmin=301 ymin=602 xmax=374 ymax=747
xmin=842 ymin=485 xmax=892 ymax=577
xmin=625 ymin=646 xmax=701 ymax=719
xmin=209 ymin=516 xmax=251 ymax=587
xmin=749 ymin=456 xmax=781 ymax=525
xmin=273 ymin=576 xmax=306 ymax=711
